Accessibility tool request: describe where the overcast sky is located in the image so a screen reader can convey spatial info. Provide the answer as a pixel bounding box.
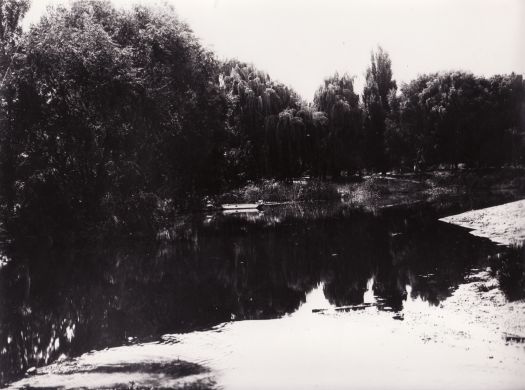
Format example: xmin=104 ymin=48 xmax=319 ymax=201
xmin=25 ymin=0 xmax=525 ymax=101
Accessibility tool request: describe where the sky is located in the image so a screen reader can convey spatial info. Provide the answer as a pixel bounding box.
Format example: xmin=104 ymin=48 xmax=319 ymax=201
xmin=24 ymin=0 xmax=525 ymax=101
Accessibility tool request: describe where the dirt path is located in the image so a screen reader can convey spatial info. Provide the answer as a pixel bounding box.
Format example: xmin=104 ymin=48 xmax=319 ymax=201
xmin=439 ymin=199 xmax=525 ymax=246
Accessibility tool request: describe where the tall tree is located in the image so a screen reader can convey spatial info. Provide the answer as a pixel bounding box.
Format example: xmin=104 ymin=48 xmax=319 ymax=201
xmin=0 ymin=0 xmax=30 ymax=214
xmin=220 ymin=60 xmax=303 ymax=179
xmin=314 ymin=72 xmax=362 ymax=177
xmin=362 ymin=46 xmax=396 ymax=173
xmin=0 ymin=0 xmax=29 ymax=86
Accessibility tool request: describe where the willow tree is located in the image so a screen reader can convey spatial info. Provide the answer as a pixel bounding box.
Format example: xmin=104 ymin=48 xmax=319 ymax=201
xmin=394 ymin=71 xmax=525 ymax=169
xmin=0 ymin=0 xmax=29 ymax=85
xmin=314 ymin=72 xmax=362 ymax=177
xmin=4 ymin=0 xmax=229 ymax=235
xmin=294 ymin=106 xmax=329 ymax=177
xmin=0 ymin=0 xmax=30 ymax=215
xmin=362 ymin=46 xmax=397 ymax=173
xmin=220 ymin=60 xmax=303 ymax=179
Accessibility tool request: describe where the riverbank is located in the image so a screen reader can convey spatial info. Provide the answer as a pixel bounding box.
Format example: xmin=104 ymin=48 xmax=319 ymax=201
xmin=9 ymin=270 xmax=525 ymax=390
xmin=213 ymin=168 xmax=525 ymax=213
xmin=440 ymin=199 xmax=525 ymax=246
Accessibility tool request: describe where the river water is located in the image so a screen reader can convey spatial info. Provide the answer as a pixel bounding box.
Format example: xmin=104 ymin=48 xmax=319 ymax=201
xmin=1 ymin=201 xmax=524 ymax=389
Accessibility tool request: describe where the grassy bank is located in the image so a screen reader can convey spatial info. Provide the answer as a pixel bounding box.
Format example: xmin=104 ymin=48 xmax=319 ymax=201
xmin=212 ymin=168 xmax=525 ymax=212
xmin=214 ymin=179 xmax=341 ymax=204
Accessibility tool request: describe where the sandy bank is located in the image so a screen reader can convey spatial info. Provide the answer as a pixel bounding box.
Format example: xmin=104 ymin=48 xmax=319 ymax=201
xmin=440 ymin=199 xmax=525 ymax=246
xmin=8 ymin=273 xmax=525 ymax=390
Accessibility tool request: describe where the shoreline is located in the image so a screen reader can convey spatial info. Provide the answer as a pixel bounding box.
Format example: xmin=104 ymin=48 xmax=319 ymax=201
xmin=213 ymin=168 xmax=525 ymax=211
xmin=440 ymin=199 xmax=525 ymax=246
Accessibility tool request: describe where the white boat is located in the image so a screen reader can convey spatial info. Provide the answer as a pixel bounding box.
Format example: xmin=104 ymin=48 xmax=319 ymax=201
xmin=221 ymin=202 xmax=262 ymax=210
xmin=222 ymin=208 xmax=262 ymax=215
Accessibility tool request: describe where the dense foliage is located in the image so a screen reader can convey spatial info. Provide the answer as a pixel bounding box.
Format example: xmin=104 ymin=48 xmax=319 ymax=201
xmin=1 ymin=1 xmax=228 ymax=236
xmin=363 ymin=47 xmax=397 ymax=173
xmin=0 ymin=0 xmax=524 ymax=236
xmin=389 ymin=72 xmax=525 ymax=169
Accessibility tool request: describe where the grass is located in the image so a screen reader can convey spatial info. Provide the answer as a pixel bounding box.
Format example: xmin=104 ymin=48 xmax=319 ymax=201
xmin=211 ymin=168 xmax=525 ymax=212
xmin=430 ymin=167 xmax=525 ymax=190
xmin=215 ymin=179 xmax=340 ymax=204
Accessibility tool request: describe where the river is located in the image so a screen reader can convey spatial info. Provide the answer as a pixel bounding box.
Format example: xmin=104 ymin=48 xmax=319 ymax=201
xmin=1 ymin=201 xmax=524 ymax=389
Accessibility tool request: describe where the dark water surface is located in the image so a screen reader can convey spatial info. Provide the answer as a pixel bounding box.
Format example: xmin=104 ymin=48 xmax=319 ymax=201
xmin=1 ymin=200 xmax=524 ymax=387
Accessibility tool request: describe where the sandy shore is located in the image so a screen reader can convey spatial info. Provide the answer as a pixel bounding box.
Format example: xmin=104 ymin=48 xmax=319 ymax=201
xmin=439 ymin=199 xmax=525 ymax=246
xmin=8 ymin=274 xmax=525 ymax=390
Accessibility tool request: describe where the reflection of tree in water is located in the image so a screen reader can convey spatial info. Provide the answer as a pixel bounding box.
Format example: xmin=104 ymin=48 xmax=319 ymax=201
xmin=0 ymin=205 xmax=503 ymax=384
xmin=489 ymin=244 xmax=525 ymax=301
xmin=321 ymin=214 xmax=384 ymax=307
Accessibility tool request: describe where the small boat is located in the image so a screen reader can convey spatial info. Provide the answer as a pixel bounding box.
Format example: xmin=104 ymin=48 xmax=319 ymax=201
xmin=222 ymin=208 xmax=262 ymax=215
xmin=221 ymin=202 xmax=263 ymax=210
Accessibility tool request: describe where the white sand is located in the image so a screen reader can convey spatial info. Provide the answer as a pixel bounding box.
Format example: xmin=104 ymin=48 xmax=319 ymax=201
xmin=9 ymin=278 xmax=525 ymax=390
xmin=440 ymin=199 xmax=525 ymax=246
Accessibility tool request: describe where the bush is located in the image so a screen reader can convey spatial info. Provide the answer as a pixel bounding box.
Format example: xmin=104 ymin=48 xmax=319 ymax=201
xmin=216 ymin=179 xmax=340 ymax=204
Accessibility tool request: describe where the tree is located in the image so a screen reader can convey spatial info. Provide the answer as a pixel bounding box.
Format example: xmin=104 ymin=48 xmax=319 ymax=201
xmin=0 ymin=0 xmax=30 ymax=215
xmin=4 ymin=0 xmax=229 ymax=236
xmin=393 ymin=71 xmax=525 ymax=169
xmin=220 ymin=60 xmax=303 ymax=179
xmin=0 ymin=0 xmax=29 ymax=86
xmin=362 ymin=46 xmax=396 ymax=173
xmin=314 ymin=72 xmax=362 ymax=177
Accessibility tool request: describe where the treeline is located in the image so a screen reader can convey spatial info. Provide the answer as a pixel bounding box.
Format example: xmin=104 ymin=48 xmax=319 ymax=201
xmin=1 ymin=0 xmax=524 ymax=235
xmin=222 ymin=55 xmax=525 ymax=178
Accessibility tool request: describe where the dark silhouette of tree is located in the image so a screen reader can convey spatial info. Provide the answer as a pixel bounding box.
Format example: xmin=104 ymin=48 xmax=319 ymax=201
xmin=389 ymin=72 xmax=525 ymax=169
xmin=0 ymin=0 xmax=30 ymax=216
xmin=363 ymin=47 xmax=397 ymax=173
xmin=314 ymin=72 xmax=363 ymax=177
xmin=3 ymin=0 xmax=228 ymax=236
xmin=220 ymin=60 xmax=305 ymax=180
